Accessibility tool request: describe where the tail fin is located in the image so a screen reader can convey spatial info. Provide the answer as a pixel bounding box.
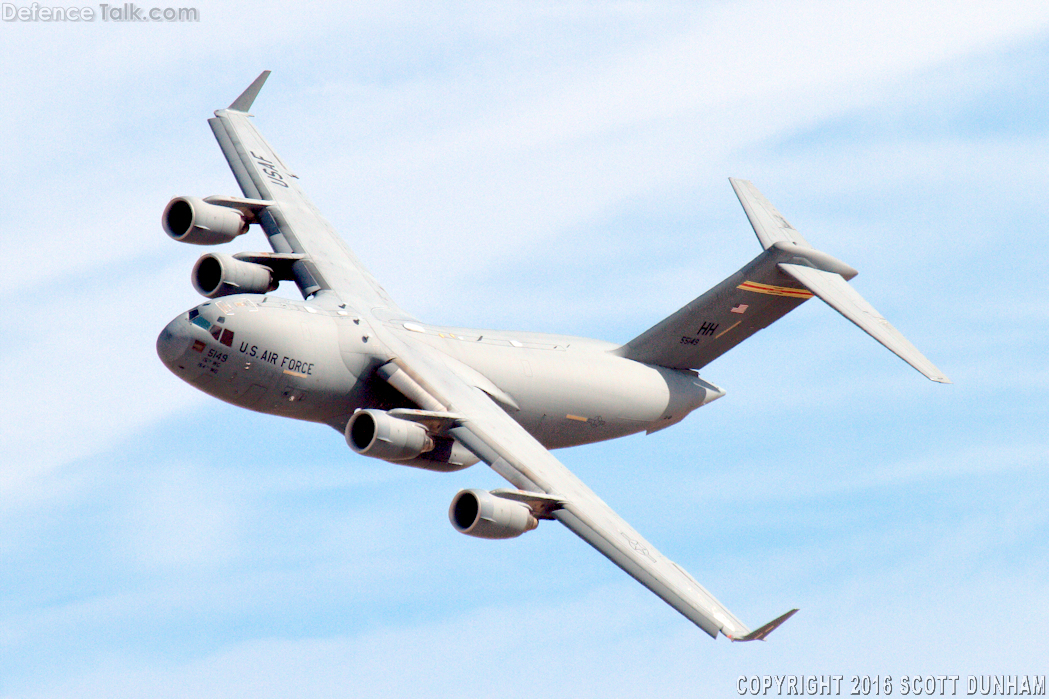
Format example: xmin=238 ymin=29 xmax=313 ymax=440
xmin=615 ymin=180 xmax=950 ymax=384
xmin=730 ymin=177 xmax=813 ymax=250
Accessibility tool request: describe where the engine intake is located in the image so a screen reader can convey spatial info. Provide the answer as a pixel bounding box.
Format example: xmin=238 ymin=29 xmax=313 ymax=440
xmin=449 ymin=489 xmax=538 ymax=540
xmin=346 ymin=409 xmax=435 ymax=462
xmin=163 ymin=196 xmax=250 ymax=245
xmin=192 ymin=253 xmax=277 ymax=298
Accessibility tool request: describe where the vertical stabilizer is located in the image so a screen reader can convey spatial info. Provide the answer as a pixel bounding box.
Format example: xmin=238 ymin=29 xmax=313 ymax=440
xmin=730 ymin=178 xmax=812 ymax=249
xmin=617 ymin=180 xmax=950 ymax=384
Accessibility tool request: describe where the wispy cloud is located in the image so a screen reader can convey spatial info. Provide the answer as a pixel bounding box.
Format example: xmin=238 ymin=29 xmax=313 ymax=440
xmin=3 ymin=2 xmax=1048 ymax=697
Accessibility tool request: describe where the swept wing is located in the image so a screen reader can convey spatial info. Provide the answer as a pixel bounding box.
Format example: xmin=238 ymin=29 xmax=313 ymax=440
xmin=203 ymin=72 xmax=790 ymax=640
xmin=207 ymin=71 xmax=408 ymax=314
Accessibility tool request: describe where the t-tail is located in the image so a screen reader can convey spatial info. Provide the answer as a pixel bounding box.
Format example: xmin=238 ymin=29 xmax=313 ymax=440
xmin=615 ymin=179 xmax=950 ymax=385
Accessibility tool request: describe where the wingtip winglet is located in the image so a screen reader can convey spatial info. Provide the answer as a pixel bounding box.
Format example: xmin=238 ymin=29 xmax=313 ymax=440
xmin=228 ymin=70 xmax=271 ymax=112
xmin=729 ymin=608 xmax=799 ymax=642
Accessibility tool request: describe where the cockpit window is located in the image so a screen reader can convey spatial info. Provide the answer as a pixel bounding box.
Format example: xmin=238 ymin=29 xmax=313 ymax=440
xmin=187 ymin=306 xmax=233 ymax=346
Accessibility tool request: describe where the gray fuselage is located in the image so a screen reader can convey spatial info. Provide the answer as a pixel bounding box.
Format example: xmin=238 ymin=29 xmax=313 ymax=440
xmin=157 ymin=293 xmax=724 ymax=451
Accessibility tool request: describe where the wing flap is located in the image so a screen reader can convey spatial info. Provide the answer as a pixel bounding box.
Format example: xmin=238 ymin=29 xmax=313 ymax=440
xmin=778 ymin=263 xmax=951 ymax=383
xmin=552 ymin=507 xmax=731 ymax=639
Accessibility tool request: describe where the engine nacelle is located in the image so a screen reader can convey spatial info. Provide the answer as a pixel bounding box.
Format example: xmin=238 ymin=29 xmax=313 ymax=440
xmin=346 ymin=409 xmax=435 ymax=462
xmin=449 ymin=489 xmax=539 ymax=540
xmin=163 ymin=196 xmax=250 ymax=245
xmin=192 ymin=253 xmax=277 ymax=298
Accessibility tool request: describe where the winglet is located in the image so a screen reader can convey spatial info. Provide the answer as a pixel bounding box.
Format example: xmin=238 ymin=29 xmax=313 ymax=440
xmin=228 ymin=70 xmax=271 ymax=112
xmin=728 ymin=608 xmax=799 ymax=642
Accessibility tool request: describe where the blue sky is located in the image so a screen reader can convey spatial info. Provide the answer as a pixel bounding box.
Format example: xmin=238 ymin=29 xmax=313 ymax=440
xmin=2 ymin=2 xmax=1047 ymax=697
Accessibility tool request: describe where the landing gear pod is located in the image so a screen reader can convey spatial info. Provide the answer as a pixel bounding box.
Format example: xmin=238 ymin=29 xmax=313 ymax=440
xmin=163 ymin=196 xmax=250 ymax=245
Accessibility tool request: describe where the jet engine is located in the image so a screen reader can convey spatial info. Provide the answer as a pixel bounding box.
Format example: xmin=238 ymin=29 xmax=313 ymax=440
xmin=345 ymin=409 xmax=479 ymax=472
xmin=346 ymin=409 xmax=436 ymax=462
xmin=449 ymin=489 xmax=539 ymax=539
xmin=192 ymin=253 xmax=277 ymax=298
xmin=163 ymin=196 xmax=250 ymax=245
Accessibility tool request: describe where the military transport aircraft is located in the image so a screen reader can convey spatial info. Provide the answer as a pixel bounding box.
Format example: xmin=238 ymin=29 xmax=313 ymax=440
xmin=157 ymin=71 xmax=949 ymax=642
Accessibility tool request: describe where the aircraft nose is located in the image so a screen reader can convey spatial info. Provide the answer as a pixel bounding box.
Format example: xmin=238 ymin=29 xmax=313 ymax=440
xmin=157 ymin=315 xmax=193 ymax=368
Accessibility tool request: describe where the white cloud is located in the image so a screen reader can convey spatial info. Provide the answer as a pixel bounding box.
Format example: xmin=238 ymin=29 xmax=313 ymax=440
xmin=13 ymin=561 xmax=1049 ymax=698
xmin=0 ymin=257 xmax=205 ymax=502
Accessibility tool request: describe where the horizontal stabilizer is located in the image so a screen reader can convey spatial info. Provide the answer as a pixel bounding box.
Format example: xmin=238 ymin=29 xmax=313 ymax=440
xmin=779 ymin=263 xmax=951 ymax=383
xmin=730 ymin=608 xmax=799 ymax=642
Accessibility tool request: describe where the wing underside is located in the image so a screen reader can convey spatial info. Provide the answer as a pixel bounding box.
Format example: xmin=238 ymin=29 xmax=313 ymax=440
xmin=374 ymin=336 xmax=766 ymax=640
